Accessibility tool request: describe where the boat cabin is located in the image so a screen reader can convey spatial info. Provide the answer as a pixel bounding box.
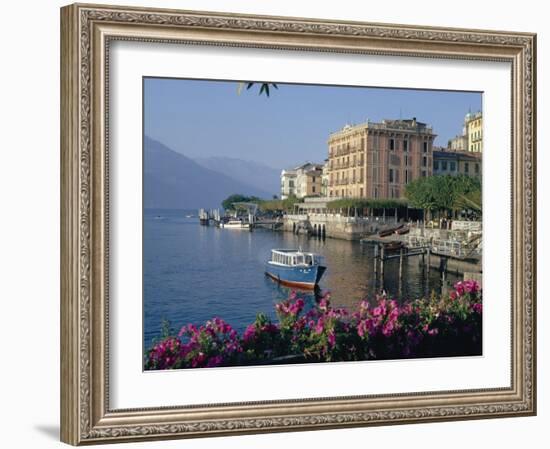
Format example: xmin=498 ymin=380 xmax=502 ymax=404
xmin=270 ymin=249 xmax=321 ymax=267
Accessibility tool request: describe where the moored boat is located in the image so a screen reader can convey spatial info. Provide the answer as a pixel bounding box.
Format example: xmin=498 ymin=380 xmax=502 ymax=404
xmin=378 ymin=224 xmax=404 ymax=237
xmin=265 ymin=249 xmax=326 ymax=289
xmin=220 ymin=219 xmax=250 ymax=229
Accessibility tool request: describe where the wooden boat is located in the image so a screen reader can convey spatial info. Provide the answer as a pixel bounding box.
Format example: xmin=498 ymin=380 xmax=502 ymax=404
xmin=396 ymin=226 xmax=410 ymax=235
xmin=378 ymin=224 xmax=404 ymax=238
xmin=383 ymin=241 xmax=403 ymax=251
xmin=265 ymin=249 xmax=326 ymax=289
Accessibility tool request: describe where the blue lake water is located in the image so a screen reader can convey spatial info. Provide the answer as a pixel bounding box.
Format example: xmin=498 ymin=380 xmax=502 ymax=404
xmin=143 ymin=209 xmax=458 ymax=348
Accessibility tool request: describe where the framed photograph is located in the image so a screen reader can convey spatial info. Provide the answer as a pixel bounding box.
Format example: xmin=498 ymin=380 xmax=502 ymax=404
xmin=60 ymin=3 xmax=536 ymax=445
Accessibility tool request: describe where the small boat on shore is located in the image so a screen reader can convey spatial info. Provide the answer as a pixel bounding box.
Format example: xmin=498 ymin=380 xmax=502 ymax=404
xmin=383 ymin=241 xmax=404 ymax=251
xmin=265 ymin=249 xmax=326 ymax=289
xmin=220 ymin=219 xmax=250 ymax=230
xmin=378 ymin=224 xmax=404 ymax=238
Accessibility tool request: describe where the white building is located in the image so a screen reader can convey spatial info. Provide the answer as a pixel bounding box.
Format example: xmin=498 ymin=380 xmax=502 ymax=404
xmin=280 ymin=162 xmax=323 ymax=199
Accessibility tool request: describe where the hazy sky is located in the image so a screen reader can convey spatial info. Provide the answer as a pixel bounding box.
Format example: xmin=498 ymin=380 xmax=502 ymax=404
xmin=144 ymin=77 xmax=482 ymax=170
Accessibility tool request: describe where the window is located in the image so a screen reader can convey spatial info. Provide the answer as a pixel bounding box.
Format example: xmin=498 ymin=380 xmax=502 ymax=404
xmin=475 ymin=163 xmax=480 ymax=174
xmin=465 ymin=162 xmax=470 ymax=173
xmin=405 ymin=170 xmax=409 ymax=184
xmin=359 ymin=188 xmax=363 ymax=197
xmin=403 ymin=140 xmax=408 ymax=152
xmin=289 ymin=180 xmax=294 ymax=187
xmin=311 ymin=176 xmax=316 ymax=182
xmin=423 ymin=142 xmax=428 ymax=153
xmin=450 ymin=161 xmax=456 ymax=171
xmin=421 ymin=170 xmax=427 ymax=177
xmin=442 ymin=161 xmax=448 ymax=170
xmin=405 ymin=155 xmax=409 ymax=166
xmin=389 ymin=138 xmax=395 ymax=150
xmin=422 ymin=156 xmax=427 ymax=167
xmin=433 ymin=160 xmax=439 ymax=170
xmin=389 ymin=168 xmax=394 ymax=183
xmin=312 ymin=186 xmax=316 ymax=193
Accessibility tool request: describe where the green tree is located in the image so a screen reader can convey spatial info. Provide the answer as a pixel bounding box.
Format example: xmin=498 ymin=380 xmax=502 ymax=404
xmin=404 ymin=175 xmax=481 ymax=219
xmin=221 ymin=194 xmax=262 ymax=211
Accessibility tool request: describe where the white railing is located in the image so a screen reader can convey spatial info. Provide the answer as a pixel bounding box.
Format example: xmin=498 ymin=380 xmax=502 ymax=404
xmin=431 ymin=238 xmax=482 ymax=257
xmin=451 ymin=220 xmax=482 ymax=232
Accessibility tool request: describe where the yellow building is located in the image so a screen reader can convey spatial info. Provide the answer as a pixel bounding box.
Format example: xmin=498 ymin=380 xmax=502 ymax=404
xmin=327 ymin=118 xmax=435 ymax=199
xmin=466 ymin=112 xmax=483 ymax=152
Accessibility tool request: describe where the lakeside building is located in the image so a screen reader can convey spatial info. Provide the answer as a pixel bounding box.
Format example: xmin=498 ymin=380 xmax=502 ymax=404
xmin=448 ymin=134 xmax=468 ymax=152
xmin=466 ymin=112 xmax=483 ymax=153
xmin=447 ymin=111 xmax=483 ymax=153
xmin=321 ymin=159 xmax=329 ymax=197
xmin=280 ymin=162 xmax=323 ymax=199
xmin=327 ymin=118 xmax=435 ymax=200
xmin=433 ymin=149 xmax=482 ymax=178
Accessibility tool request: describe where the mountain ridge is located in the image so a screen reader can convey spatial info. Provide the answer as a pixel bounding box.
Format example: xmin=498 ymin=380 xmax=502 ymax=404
xmin=144 ymin=136 xmax=272 ymax=209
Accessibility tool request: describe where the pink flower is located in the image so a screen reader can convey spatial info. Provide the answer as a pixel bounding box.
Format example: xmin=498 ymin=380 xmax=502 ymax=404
xmin=472 ymin=303 xmax=483 ymax=314
xmin=243 ymin=324 xmax=256 ymax=343
xmin=454 ymin=281 xmax=465 ymax=296
xmin=314 ymin=317 xmax=325 ymax=334
xmin=318 ymin=297 xmax=330 ymax=312
xmin=464 ymin=280 xmax=480 ymax=294
xmin=449 ymin=291 xmax=457 ymax=301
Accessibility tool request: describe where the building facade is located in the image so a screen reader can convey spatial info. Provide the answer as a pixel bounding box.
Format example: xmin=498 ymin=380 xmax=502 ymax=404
xmin=448 ymin=111 xmax=482 ymax=153
xmin=280 ymin=162 xmax=323 ymax=199
xmin=280 ymin=169 xmax=297 ymax=199
xmin=433 ymin=149 xmax=482 ymax=178
xmin=466 ymin=112 xmax=483 ymax=152
xmin=321 ymin=160 xmax=329 ymax=197
xmin=448 ymin=134 xmax=468 ymax=152
xmin=327 ymin=118 xmax=435 ymax=199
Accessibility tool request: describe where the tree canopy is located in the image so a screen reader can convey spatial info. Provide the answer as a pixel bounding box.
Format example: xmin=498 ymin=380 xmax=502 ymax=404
xmin=404 ymin=175 xmax=481 ymax=215
xmin=221 ymin=194 xmax=263 ymax=211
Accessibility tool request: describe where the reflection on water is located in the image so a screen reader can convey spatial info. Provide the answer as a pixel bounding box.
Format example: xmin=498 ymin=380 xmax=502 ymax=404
xmin=144 ymin=209 xmax=459 ymax=348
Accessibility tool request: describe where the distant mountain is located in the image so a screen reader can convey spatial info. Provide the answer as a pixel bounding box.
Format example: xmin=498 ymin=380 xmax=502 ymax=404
xmin=195 ymin=156 xmax=280 ymax=198
xmin=144 ymin=136 xmax=272 ymax=209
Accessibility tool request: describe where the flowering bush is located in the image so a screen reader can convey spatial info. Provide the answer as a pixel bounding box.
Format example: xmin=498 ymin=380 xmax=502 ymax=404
xmin=145 ymin=280 xmax=482 ymax=370
xmin=145 ymin=317 xmax=242 ymax=369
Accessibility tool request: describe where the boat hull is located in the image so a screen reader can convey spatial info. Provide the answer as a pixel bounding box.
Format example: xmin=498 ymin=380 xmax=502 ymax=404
xmin=265 ymin=262 xmax=326 ymax=289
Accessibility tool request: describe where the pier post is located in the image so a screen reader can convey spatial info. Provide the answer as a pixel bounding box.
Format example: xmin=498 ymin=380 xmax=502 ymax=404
xmin=374 ymin=244 xmax=379 ymax=275
xmin=399 ymin=247 xmax=403 ymax=281
xmin=380 ymin=245 xmax=385 ymax=278
xmin=427 ymin=247 xmax=431 ymax=270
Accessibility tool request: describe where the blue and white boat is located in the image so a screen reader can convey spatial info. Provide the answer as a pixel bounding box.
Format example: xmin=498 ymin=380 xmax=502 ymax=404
xmin=265 ymin=249 xmax=326 ymax=289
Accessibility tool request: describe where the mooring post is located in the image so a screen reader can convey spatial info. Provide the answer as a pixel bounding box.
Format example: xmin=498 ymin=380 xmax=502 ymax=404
xmin=427 ymin=247 xmax=431 ymax=270
xmin=399 ymin=247 xmax=403 ymax=281
xmin=374 ymin=244 xmax=379 ymax=274
xmin=380 ymin=245 xmax=385 ymax=278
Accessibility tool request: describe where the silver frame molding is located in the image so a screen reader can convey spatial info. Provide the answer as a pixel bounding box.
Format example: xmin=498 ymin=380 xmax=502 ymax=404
xmin=60 ymin=3 xmax=536 ymax=445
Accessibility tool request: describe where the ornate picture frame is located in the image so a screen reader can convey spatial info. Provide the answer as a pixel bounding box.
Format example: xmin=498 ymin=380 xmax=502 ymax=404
xmin=60 ymin=3 xmax=536 ymax=445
